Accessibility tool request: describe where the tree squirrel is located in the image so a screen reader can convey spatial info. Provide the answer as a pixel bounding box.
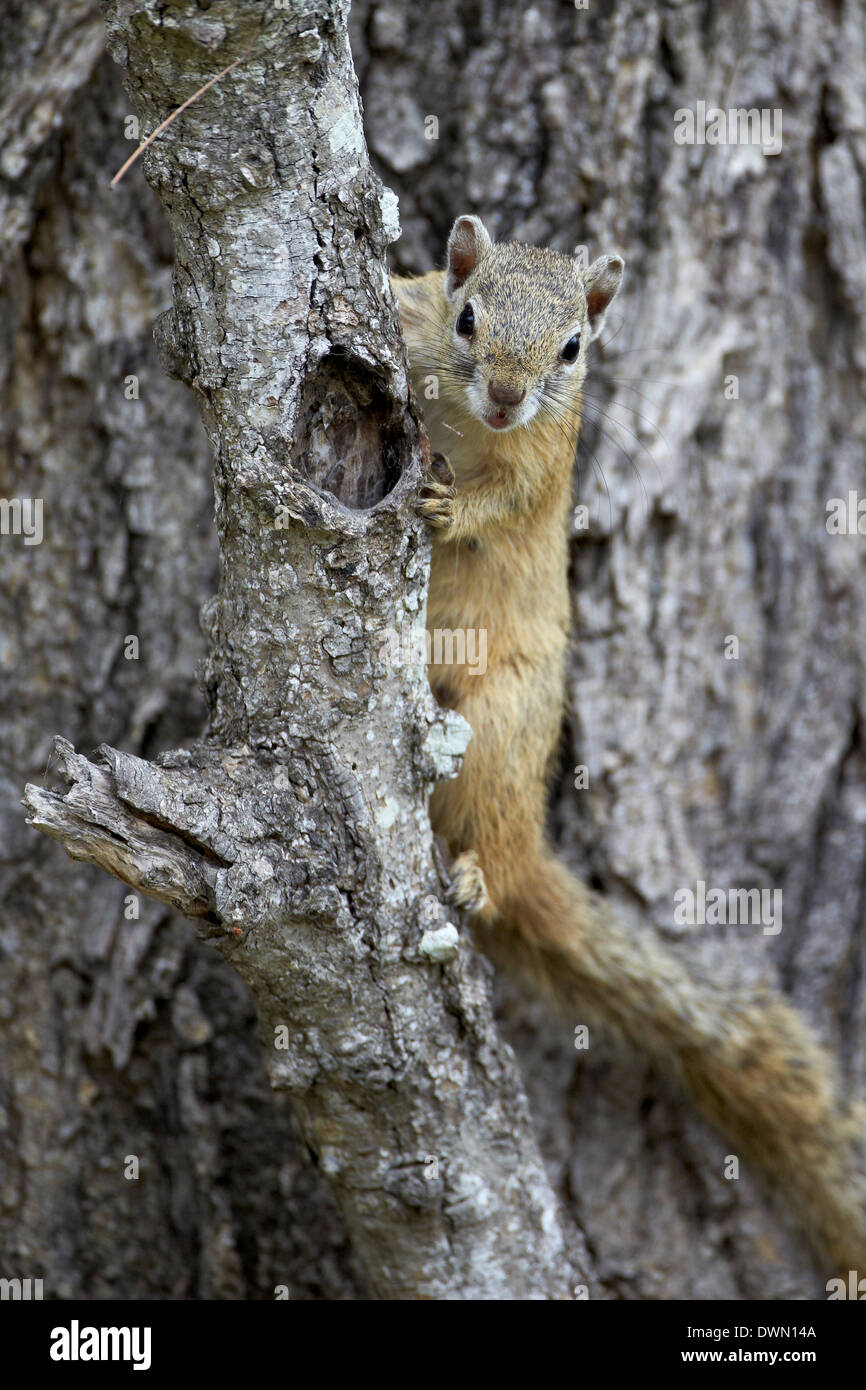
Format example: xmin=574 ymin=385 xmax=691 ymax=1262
xmin=392 ymin=215 xmax=866 ymax=1276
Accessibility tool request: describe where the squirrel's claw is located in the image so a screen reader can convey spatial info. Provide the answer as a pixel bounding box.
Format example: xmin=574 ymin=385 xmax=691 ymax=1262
xmin=417 ymin=452 xmax=456 ymax=530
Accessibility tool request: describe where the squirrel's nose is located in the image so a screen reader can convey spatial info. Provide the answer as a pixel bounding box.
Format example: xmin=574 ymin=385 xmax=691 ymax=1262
xmin=488 ymin=381 xmax=525 ymax=407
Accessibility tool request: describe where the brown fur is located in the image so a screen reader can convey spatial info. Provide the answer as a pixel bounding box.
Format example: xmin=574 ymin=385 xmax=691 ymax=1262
xmin=392 ymin=217 xmax=866 ymax=1276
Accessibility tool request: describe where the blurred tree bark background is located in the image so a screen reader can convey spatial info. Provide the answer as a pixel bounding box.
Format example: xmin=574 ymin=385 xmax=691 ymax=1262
xmin=2 ymin=0 xmax=864 ymax=1299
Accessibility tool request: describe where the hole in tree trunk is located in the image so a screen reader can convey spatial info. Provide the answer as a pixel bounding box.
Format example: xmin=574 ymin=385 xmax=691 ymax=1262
xmin=291 ymin=351 xmax=406 ymax=510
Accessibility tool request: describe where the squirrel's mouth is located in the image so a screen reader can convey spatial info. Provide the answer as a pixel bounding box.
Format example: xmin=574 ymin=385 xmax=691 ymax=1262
xmin=483 ymin=409 xmax=511 ymax=430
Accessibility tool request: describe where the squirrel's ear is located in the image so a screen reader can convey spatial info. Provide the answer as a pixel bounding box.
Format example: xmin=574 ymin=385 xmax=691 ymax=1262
xmin=444 ymin=215 xmax=492 ymax=299
xmin=584 ymin=254 xmax=624 ymax=340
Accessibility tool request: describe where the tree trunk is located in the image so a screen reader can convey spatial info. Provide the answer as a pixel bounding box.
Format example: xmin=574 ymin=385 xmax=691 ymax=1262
xmin=0 ymin=0 xmax=360 ymax=1301
xmin=4 ymin=0 xmax=865 ymax=1300
xmin=16 ymin=0 xmax=576 ymax=1301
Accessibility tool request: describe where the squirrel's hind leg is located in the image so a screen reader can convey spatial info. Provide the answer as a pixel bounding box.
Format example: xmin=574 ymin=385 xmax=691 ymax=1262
xmin=429 ymin=658 xmax=558 ymax=926
xmin=447 ymin=850 xmax=492 ymax=918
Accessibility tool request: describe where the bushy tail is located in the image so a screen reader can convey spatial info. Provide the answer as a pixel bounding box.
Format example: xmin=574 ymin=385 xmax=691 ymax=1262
xmin=481 ymin=850 xmax=866 ymax=1275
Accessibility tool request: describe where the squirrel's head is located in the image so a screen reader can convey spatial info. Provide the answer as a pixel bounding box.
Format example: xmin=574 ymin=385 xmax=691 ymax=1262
xmin=441 ymin=214 xmax=624 ymax=433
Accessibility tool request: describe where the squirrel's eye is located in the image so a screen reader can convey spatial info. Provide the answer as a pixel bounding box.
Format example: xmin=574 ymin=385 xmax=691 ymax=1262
xmin=561 ymin=333 xmax=581 ymax=363
xmin=456 ymin=303 xmax=475 ymax=337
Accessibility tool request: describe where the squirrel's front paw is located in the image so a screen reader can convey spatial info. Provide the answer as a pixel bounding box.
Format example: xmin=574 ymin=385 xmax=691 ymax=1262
xmin=448 ymin=850 xmax=490 ymax=916
xmin=417 ymin=452 xmax=455 ymax=531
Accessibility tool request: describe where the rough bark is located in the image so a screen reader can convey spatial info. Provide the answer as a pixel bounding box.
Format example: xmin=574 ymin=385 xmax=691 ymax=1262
xmin=4 ymin=0 xmax=865 ymax=1301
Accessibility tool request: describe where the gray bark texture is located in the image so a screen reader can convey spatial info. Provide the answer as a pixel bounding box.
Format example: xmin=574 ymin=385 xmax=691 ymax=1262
xmin=2 ymin=0 xmax=865 ymax=1300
